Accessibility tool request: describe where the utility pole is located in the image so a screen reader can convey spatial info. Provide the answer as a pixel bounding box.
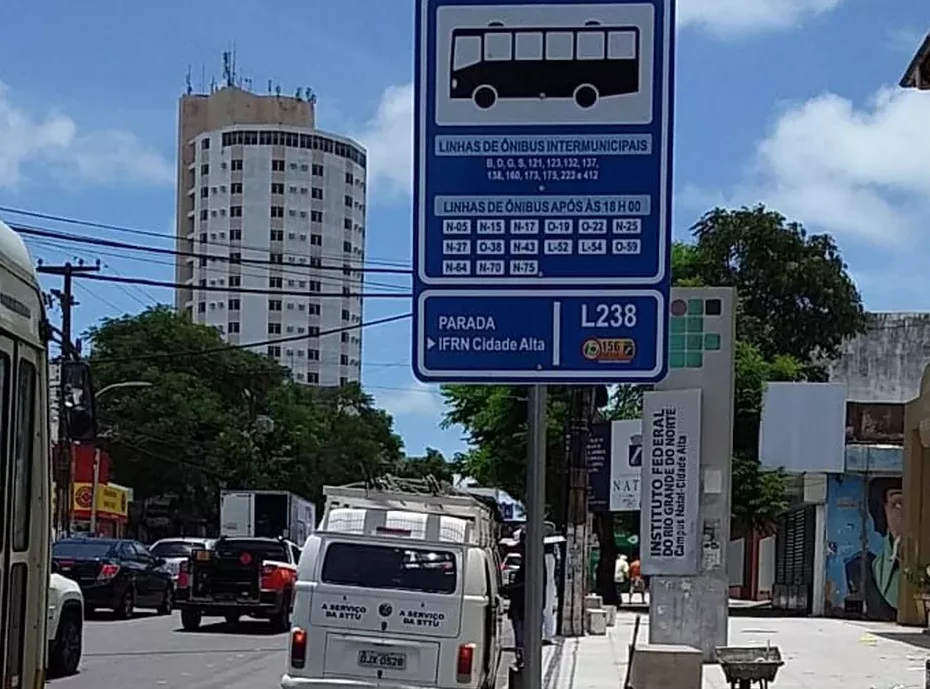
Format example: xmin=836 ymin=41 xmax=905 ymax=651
xmin=38 ymin=260 xmax=100 ymax=537
xmin=559 ymin=386 xmax=596 ymax=637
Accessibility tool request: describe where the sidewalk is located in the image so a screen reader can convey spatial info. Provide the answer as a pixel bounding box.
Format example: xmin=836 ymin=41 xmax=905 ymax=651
xmin=547 ymin=612 xmax=930 ymax=689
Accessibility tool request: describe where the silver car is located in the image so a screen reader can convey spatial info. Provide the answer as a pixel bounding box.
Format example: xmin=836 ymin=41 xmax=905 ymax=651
xmin=150 ymin=538 xmax=215 ymax=582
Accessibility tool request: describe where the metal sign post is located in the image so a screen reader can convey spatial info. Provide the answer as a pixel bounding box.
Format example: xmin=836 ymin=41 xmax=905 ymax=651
xmin=411 ymin=0 xmax=676 ymax=680
xmin=524 ymin=385 xmax=547 ymax=689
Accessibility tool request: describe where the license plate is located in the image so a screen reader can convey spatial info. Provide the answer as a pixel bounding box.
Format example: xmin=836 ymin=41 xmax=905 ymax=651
xmin=357 ymin=650 xmax=407 ymax=670
xmin=195 ymin=551 xmax=210 ymax=561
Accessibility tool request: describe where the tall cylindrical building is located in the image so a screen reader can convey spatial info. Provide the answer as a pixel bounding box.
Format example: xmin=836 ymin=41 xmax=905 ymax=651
xmin=174 ymin=85 xmax=366 ymax=385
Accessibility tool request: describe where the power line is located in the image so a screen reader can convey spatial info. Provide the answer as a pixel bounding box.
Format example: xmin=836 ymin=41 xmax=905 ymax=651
xmin=0 ymin=206 xmax=412 ymax=269
xmin=73 ymin=271 xmax=412 ymax=298
xmin=89 ymin=312 xmax=412 ymax=364
xmin=23 ymin=235 xmax=409 ymax=294
xmin=13 ymin=223 xmax=412 ymax=276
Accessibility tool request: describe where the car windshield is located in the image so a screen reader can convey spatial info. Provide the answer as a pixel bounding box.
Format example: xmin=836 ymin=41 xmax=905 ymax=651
xmin=53 ymin=540 xmax=115 ymax=558
xmin=322 ymin=542 xmax=457 ymax=594
xmin=151 ymin=541 xmax=201 ymax=558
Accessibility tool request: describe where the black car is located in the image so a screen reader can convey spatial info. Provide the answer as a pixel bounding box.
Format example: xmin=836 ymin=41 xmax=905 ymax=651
xmin=52 ymin=538 xmax=174 ymax=618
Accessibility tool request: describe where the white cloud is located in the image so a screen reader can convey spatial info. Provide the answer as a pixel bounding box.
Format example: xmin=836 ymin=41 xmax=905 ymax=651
xmin=351 ymin=84 xmax=413 ymax=198
xmin=377 ymin=382 xmax=445 ymax=419
xmin=679 ymin=0 xmax=844 ymax=36
xmin=0 ymin=82 xmax=173 ymax=190
xmin=684 ymin=87 xmax=930 ymax=247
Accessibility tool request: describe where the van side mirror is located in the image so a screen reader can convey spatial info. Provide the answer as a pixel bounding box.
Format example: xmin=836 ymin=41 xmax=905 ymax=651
xmin=61 ymin=361 xmax=97 ymax=442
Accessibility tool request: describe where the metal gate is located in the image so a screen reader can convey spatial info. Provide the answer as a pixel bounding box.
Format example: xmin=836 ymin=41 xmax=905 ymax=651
xmin=772 ymin=506 xmax=815 ymax=614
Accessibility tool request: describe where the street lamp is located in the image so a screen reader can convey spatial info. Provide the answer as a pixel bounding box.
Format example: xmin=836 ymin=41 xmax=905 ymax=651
xmin=90 ymin=381 xmax=153 ymax=533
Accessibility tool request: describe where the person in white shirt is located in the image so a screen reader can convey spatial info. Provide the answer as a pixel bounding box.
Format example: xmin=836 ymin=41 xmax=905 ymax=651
xmin=614 ymin=554 xmax=630 ymax=606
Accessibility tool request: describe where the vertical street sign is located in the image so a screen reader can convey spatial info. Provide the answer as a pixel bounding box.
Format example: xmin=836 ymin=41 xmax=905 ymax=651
xmin=413 ymin=0 xmax=675 ymax=384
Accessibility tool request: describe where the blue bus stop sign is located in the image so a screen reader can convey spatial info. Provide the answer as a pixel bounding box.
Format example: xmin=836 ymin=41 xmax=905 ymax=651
xmin=412 ymin=0 xmax=675 ymax=384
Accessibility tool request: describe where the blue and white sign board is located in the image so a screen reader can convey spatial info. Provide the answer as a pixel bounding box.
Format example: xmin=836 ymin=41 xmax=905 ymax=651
xmin=412 ymin=0 xmax=675 ymax=384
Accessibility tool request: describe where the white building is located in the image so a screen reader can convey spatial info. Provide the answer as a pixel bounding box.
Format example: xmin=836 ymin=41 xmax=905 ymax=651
xmin=174 ymin=86 xmax=366 ymax=385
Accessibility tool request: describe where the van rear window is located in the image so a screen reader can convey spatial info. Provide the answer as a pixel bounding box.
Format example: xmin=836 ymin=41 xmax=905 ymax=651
xmin=321 ymin=543 xmax=457 ymax=594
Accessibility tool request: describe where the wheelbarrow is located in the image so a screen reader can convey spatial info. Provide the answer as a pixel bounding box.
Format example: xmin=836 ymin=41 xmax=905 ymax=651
xmin=714 ymin=645 xmax=784 ymax=689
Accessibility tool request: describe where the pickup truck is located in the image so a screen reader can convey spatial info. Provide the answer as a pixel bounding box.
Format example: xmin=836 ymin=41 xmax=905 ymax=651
xmin=47 ymin=572 xmax=84 ymax=677
xmin=175 ymin=536 xmax=300 ymax=632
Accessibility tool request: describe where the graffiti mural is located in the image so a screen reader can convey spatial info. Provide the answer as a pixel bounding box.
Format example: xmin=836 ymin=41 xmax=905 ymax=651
xmin=824 ymin=474 xmax=902 ymax=621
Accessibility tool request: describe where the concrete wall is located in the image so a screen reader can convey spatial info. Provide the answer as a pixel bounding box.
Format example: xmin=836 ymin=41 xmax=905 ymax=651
xmin=830 ymin=313 xmax=930 ymax=403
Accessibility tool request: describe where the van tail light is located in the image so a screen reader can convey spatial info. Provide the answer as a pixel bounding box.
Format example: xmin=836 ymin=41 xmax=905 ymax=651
xmin=456 ymin=644 xmax=475 ymax=683
xmin=290 ymin=627 xmax=307 ymax=669
xmin=177 ymin=561 xmax=190 ymax=589
xmin=97 ymin=564 xmax=120 ymax=581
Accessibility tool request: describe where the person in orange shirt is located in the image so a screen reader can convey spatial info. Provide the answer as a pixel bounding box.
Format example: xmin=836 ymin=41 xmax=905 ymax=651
xmin=629 ymin=558 xmax=646 ymax=603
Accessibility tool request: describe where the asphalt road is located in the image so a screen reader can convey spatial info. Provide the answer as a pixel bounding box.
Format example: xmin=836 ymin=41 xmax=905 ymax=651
xmin=55 ymin=611 xmax=517 ymax=689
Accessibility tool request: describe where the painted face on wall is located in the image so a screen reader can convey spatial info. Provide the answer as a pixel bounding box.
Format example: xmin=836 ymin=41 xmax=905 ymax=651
xmin=885 ymin=488 xmax=904 ymax=540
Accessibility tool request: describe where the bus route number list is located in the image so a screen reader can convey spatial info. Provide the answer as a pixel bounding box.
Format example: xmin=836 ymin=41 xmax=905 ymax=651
xmin=438 ymin=217 xmax=644 ymax=278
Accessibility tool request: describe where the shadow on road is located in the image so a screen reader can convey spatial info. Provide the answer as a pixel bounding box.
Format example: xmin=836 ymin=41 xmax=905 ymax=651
xmin=85 ymin=610 xmax=160 ymax=622
xmin=874 ymin=630 xmax=930 ymax=650
xmin=172 ymin=619 xmax=285 ymax=636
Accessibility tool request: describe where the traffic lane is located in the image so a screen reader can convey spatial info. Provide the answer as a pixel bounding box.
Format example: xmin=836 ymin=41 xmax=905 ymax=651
xmin=56 ymin=612 xmax=288 ymax=689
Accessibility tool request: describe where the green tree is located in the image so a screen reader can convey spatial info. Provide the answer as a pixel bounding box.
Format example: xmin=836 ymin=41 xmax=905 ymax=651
xmin=87 ymin=306 xmax=403 ymax=528
xmin=390 ymin=448 xmax=456 ymax=483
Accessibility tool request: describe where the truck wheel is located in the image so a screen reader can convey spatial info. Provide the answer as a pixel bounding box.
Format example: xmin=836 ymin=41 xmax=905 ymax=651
xmin=270 ymin=594 xmax=291 ymax=633
xmin=48 ymin=606 xmax=82 ymax=678
xmin=181 ymin=608 xmax=202 ymax=631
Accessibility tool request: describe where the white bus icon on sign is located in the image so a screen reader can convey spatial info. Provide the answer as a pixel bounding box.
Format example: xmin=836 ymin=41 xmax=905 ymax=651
xmin=450 ymin=21 xmax=640 ymax=110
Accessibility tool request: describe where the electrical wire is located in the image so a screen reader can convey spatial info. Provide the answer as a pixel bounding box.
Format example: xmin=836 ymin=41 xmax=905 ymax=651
xmin=89 ymin=311 xmax=412 ymax=364
xmin=0 ymin=205 xmax=413 ymax=269
xmin=13 ymin=223 xmax=412 ymax=276
xmin=73 ymin=271 xmax=412 ymax=298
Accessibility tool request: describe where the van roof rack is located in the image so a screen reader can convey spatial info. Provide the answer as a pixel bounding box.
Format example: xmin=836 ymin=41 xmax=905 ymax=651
xmin=321 ymin=477 xmax=499 ymax=547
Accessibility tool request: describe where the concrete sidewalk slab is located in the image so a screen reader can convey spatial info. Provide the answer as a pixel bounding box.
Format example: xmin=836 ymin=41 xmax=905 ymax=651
xmin=547 ymin=613 xmax=930 ymax=689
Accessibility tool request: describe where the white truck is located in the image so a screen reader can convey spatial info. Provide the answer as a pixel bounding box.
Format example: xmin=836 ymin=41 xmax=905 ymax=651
xmin=47 ymin=573 xmax=84 ymax=677
xmin=220 ymin=490 xmax=316 ymax=545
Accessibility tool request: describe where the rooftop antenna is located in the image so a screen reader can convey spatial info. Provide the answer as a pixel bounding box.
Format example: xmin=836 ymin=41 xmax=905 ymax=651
xmin=185 ymin=65 xmax=192 ymax=95
xmin=231 ymin=44 xmax=238 ymax=87
xmin=200 ymin=64 xmax=206 ymax=92
xmin=222 ymin=50 xmax=232 ymax=87
xmin=296 ymin=87 xmax=303 ymax=100
xmin=267 ymin=79 xmax=273 ymax=94
xmin=275 ymin=83 xmax=281 ymax=97
xmin=210 ymin=76 xmax=217 ymax=93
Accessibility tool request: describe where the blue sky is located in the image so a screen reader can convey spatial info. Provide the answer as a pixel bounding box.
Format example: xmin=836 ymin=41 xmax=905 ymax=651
xmin=0 ymin=0 xmax=928 ymax=458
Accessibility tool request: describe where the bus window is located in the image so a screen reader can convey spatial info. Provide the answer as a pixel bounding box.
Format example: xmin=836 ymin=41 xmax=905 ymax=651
xmin=577 ymin=31 xmax=606 ymax=60
xmin=545 ymin=31 xmax=573 ymax=60
xmin=12 ymin=359 xmax=35 ymax=552
xmin=608 ymin=31 xmax=637 ymax=60
xmin=484 ymin=32 xmax=511 ymax=62
xmin=6 ymin=563 xmax=27 ymax=689
xmin=514 ymin=32 xmax=543 ymax=61
xmin=453 ymin=35 xmax=482 ymax=70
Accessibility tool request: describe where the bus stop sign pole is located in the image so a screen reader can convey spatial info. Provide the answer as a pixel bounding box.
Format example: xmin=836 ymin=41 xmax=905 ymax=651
xmin=524 ymin=385 xmax=547 ymax=689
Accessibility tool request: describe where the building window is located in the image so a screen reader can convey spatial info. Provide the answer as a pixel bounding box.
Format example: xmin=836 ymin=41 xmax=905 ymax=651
xmin=270 ymin=230 xmax=284 ymax=242
xmin=201 ymin=138 xmax=210 ymax=150
xmin=199 ymin=257 xmax=207 ymax=267
xmin=230 ymin=229 xmax=242 ymax=240
xmin=230 ymin=206 xmax=242 ymax=217
xmin=200 ymin=187 xmax=209 ymax=199
xmin=231 ymin=159 xmax=243 ymax=171
xmin=341 ymin=332 xmax=349 ymax=343
xmin=201 ymin=164 xmax=210 ymax=175
xmin=340 ymin=376 xmax=348 ymax=386
xmin=268 ymin=323 xmax=282 ymax=335
xmin=312 ymin=164 xmax=324 ymax=176
xmin=309 ymin=304 xmax=320 ymax=316
xmin=343 ymin=241 xmax=352 ymax=252
xmin=309 ymin=326 xmax=320 ymax=336
xmin=271 ymin=182 xmax=285 ymax=195
xmin=308 ymin=349 xmax=320 ymax=361
xmin=267 ymin=345 xmax=281 ymax=357
xmin=229 ymin=299 xmax=240 ymax=310
xmin=271 ymin=206 xmax=284 ymax=218
xmin=311 ymin=187 xmax=323 ymax=200
xmin=308 ymin=372 xmax=319 ymax=384
xmin=228 ymin=321 xmax=240 ymax=333
xmin=340 ymin=354 xmax=349 ymax=365
xmin=310 ymin=234 xmax=322 ymax=246
xmin=310 ymin=211 xmax=322 ymax=223
xmin=309 ymin=280 xmax=321 ymax=292
xmin=198 ymin=302 xmax=206 ymax=313
xmin=272 ymin=159 xmax=285 ymax=172
xmin=231 ymin=182 xmax=242 ymax=194
xmin=229 ymin=276 xmax=241 ymax=287
xmin=343 ymin=218 xmax=353 ymax=230
xmin=229 ymin=252 xmax=241 ymax=263
xmin=345 ymin=172 xmax=354 ymax=184
xmin=269 ymin=299 xmax=282 ymax=311
xmin=300 ymin=163 xmax=309 ymax=172
xmin=200 ymin=209 xmax=208 ymax=220
xmin=341 ymin=309 xmax=350 ymax=321
xmin=270 ymin=253 xmax=283 ymax=264
xmin=289 ymin=185 xmax=298 ymax=193
xmin=344 ymin=195 xmax=353 ymax=207
xmin=269 ymin=277 xmax=282 ymax=288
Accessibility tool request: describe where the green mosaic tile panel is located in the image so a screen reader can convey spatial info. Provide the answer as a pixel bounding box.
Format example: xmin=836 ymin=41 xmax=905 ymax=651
xmin=668 ymin=297 xmax=725 ymax=369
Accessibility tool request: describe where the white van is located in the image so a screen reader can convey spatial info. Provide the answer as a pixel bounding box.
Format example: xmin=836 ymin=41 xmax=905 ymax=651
xmin=282 ymin=484 xmax=503 ymax=689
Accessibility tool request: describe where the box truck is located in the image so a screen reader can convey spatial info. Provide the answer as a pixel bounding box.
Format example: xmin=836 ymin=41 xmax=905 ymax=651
xmin=219 ymin=490 xmax=316 ymax=545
